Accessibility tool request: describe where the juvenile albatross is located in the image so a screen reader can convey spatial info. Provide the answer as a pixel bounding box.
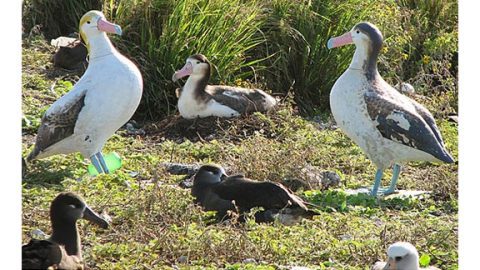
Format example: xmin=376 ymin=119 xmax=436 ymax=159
xmin=327 ymin=22 xmax=454 ymax=196
xmin=22 ymin=192 xmax=109 ymax=269
xmin=172 ymin=54 xmax=277 ymax=119
xmin=191 ymin=164 xmax=317 ymax=224
xmin=26 ymin=10 xmax=143 ymax=174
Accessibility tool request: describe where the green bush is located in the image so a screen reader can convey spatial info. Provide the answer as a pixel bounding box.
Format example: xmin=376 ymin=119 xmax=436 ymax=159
xmin=22 ymin=0 xmax=102 ymax=38
xmin=22 ymin=0 xmax=458 ymax=119
xmin=111 ymin=0 xmax=267 ymax=118
xmin=255 ymin=0 xmax=380 ymax=114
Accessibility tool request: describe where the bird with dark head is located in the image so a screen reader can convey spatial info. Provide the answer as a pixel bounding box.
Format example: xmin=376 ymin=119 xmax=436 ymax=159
xmin=22 ymin=192 xmax=109 ymax=269
xmin=172 ymin=54 xmax=277 ymax=119
xmin=191 ymin=164 xmax=318 ymax=225
xmin=328 ymin=22 xmax=454 ymax=196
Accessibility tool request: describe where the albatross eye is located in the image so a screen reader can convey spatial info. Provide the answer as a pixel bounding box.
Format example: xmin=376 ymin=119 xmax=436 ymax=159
xmin=395 ymin=256 xmax=402 ymax=261
xmin=196 ymin=61 xmax=200 ymax=64
xmin=87 ymin=21 xmax=91 ymax=24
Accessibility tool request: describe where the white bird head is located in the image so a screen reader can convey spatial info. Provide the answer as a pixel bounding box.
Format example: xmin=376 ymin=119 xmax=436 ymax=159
xmin=383 ymin=242 xmax=420 ymax=270
xmin=79 ymin=10 xmax=122 ymax=50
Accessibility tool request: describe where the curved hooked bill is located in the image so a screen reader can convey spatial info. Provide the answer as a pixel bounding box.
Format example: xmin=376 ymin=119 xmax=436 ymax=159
xmin=172 ymin=62 xmax=193 ymax=82
xmin=83 ymin=205 xmax=109 ymax=229
xmin=97 ymin=18 xmax=122 ymax=35
xmin=327 ymin=32 xmax=353 ymax=49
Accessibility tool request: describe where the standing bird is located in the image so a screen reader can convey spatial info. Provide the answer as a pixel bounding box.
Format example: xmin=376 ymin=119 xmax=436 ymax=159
xmin=22 ymin=192 xmax=109 ymax=269
xmin=327 ymin=22 xmax=454 ymax=196
xmin=172 ymin=54 xmax=276 ymax=119
xmin=26 ymin=10 xmax=143 ymax=174
xmin=191 ymin=164 xmax=317 ymax=225
xmin=372 ymin=242 xmax=440 ymax=270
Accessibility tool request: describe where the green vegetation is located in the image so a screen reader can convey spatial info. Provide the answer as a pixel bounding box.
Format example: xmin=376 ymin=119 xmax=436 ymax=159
xmin=22 ymin=39 xmax=457 ymax=268
xmin=22 ymin=0 xmax=457 ymax=269
xmin=22 ymin=0 xmax=457 ymax=118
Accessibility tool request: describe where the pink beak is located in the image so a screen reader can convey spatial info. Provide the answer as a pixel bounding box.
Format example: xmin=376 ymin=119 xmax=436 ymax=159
xmin=97 ymin=18 xmax=122 ymax=35
xmin=172 ymin=62 xmax=193 ymax=82
xmin=327 ymin=32 xmax=353 ymax=49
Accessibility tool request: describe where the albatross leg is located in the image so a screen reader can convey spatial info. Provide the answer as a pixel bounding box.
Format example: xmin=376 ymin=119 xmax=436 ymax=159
xmin=370 ymin=169 xmax=384 ymax=196
xmin=96 ymin=152 xmax=110 ymax=174
xmin=382 ymin=164 xmax=401 ymax=195
xmin=90 ymin=154 xmax=104 ymax=174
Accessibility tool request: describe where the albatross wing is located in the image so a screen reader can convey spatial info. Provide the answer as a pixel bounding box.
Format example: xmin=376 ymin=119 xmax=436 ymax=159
xmin=27 ymin=85 xmax=88 ymax=161
xmin=22 ymin=239 xmax=63 ymax=269
xmin=213 ymin=176 xmax=308 ymax=211
xmin=207 ymin=85 xmax=276 ymax=114
xmin=364 ymin=89 xmax=453 ymax=163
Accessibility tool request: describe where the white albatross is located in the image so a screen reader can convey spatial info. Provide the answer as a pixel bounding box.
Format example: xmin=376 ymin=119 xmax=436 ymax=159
xmin=327 ymin=22 xmax=454 ymax=196
xmin=372 ymin=242 xmax=440 ymax=270
xmin=26 ymin=10 xmax=143 ymax=174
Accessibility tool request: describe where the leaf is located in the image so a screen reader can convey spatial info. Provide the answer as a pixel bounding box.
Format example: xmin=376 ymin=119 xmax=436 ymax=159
xmin=419 ymin=253 xmax=431 ymax=267
xmin=340 ymin=199 xmax=347 ymax=211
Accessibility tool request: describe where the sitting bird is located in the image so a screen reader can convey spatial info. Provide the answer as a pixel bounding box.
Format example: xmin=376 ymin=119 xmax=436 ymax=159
xmin=327 ymin=22 xmax=454 ymax=196
xmin=372 ymin=242 xmax=440 ymax=270
xmin=22 ymin=192 xmax=109 ymax=269
xmin=172 ymin=54 xmax=276 ymax=119
xmin=25 ymin=10 xmax=143 ymax=174
xmin=191 ymin=164 xmax=317 ymax=225
xmin=51 ymin=36 xmax=88 ymax=70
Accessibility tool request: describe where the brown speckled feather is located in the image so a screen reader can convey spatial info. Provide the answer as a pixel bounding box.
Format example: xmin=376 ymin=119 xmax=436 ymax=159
xmin=408 ymin=97 xmax=445 ymax=146
xmin=364 ymin=87 xmax=452 ymax=163
xmin=27 ymin=93 xmax=86 ymax=161
xmin=206 ymin=85 xmax=270 ymax=114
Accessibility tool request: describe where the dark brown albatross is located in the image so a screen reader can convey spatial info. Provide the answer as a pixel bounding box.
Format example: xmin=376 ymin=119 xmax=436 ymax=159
xmin=191 ymin=164 xmax=318 ymax=225
xmin=22 ymin=192 xmax=109 ymax=269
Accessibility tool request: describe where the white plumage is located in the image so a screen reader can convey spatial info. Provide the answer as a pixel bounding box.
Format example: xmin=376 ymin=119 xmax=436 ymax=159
xmin=27 ymin=10 xmax=143 ymax=174
xmin=372 ymin=242 xmax=440 ymax=270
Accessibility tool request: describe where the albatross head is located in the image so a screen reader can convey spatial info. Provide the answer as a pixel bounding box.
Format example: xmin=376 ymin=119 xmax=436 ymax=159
xmin=194 ymin=164 xmax=228 ymax=185
xmin=327 ymin=22 xmax=383 ymax=50
xmin=382 ymin=242 xmax=420 ymax=270
xmin=50 ymin=192 xmax=109 ymax=230
xmin=79 ymin=10 xmax=122 ymax=49
xmin=172 ymin=54 xmax=211 ymax=82
xmin=327 ymin=22 xmax=383 ymax=79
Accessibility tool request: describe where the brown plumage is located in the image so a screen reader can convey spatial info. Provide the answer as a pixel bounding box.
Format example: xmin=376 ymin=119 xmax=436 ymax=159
xmin=26 ymin=93 xmax=86 ymax=162
xmin=52 ymin=38 xmax=88 ymax=70
xmin=191 ymin=164 xmax=317 ymax=224
xmin=364 ymin=84 xmax=452 ymax=163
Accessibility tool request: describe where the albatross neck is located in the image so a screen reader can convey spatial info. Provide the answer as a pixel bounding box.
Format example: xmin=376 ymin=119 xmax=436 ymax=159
xmin=184 ymin=72 xmax=210 ymax=99
xmin=87 ymin=32 xmax=117 ymax=60
xmin=50 ymin=219 xmax=82 ymax=258
xmin=349 ymin=42 xmax=380 ymax=81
